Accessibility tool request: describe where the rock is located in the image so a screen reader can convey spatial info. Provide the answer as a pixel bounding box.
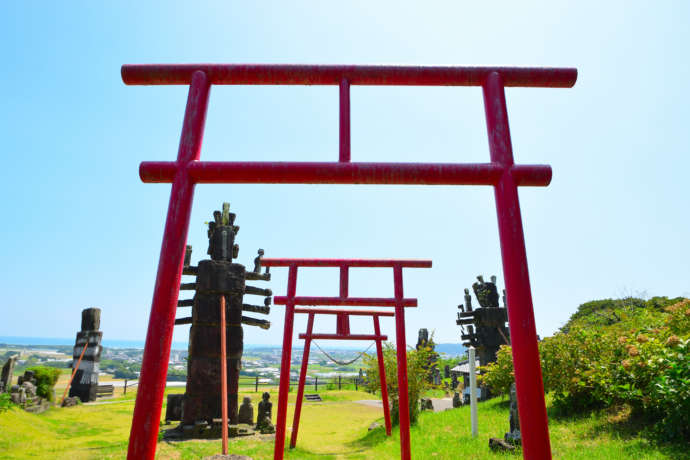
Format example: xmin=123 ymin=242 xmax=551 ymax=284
xmin=61 ymin=396 xmax=80 ymax=407
xmin=489 ymin=437 xmax=516 ymax=452
xmin=368 ymin=421 xmax=382 ymax=431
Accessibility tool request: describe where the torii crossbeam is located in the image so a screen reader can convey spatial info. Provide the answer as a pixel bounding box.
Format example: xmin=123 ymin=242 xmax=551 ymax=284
xmin=260 ymin=257 xmax=431 ymax=459
xmin=121 ymin=63 xmax=577 ymax=460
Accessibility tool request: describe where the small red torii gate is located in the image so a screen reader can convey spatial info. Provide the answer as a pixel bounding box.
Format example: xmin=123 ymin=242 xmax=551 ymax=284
xmin=291 ymin=309 xmax=393 ymax=445
xmin=121 ymin=63 xmax=577 ymax=460
xmin=260 ymin=257 xmax=432 ymax=459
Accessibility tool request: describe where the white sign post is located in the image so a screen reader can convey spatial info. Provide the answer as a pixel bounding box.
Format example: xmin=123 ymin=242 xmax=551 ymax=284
xmin=469 ymin=346 xmax=478 ymax=438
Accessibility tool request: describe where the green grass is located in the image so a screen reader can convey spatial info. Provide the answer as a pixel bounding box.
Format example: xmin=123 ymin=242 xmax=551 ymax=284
xmin=0 ymin=390 xmax=686 ymax=459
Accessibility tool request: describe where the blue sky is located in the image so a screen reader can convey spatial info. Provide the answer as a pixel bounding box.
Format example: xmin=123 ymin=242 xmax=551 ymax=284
xmin=1 ymin=2 xmax=688 ymax=348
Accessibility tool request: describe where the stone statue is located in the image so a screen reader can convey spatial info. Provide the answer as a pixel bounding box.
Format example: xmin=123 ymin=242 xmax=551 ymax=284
xmin=464 ymin=288 xmax=473 ymax=312
xmin=238 ymin=396 xmax=254 ymax=425
xmin=256 ymin=392 xmax=275 ymax=434
xmin=444 ymin=365 xmax=450 ymax=379
xmin=452 ymin=391 xmax=462 ymax=408
xmin=1 ymin=356 xmax=17 ymax=393
xmin=416 ymin=328 xmax=429 ymax=350
xmin=505 ymin=383 xmax=522 ymax=445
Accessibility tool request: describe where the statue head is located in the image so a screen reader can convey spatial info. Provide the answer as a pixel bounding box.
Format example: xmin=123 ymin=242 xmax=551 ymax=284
xmin=262 ymin=391 xmax=270 ymax=402
xmin=242 ymin=396 xmax=251 ymax=405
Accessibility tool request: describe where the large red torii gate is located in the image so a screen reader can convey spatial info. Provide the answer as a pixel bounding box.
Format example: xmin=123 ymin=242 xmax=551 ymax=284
xmin=121 ymin=63 xmax=577 ymax=460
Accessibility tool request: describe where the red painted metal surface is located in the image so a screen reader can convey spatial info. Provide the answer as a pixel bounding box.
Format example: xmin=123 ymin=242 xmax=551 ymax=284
xmin=483 ymin=72 xmax=552 ymax=459
xmin=124 ymin=63 xmax=576 ymax=460
xmin=127 ymin=70 xmax=210 ymax=460
xmin=265 ymin=258 xmax=430 ymax=460
xmin=274 ymin=265 xmax=298 ymax=459
xmin=220 ymin=295 xmax=228 ymax=455
xmin=374 ymin=315 xmax=392 ymax=436
xmin=273 ymin=296 xmax=417 ymax=307
xmin=290 ymin=312 xmax=314 ymax=448
xmin=339 ymin=78 xmax=351 ymax=162
xmin=140 ymin=161 xmax=552 ymax=187
xmin=294 ymin=308 xmax=394 ymax=316
xmin=121 ymin=64 xmax=576 ymax=87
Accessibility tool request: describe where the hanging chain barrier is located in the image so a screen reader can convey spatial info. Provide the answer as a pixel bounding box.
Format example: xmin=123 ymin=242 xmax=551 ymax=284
xmin=312 ymin=340 xmax=375 ymax=366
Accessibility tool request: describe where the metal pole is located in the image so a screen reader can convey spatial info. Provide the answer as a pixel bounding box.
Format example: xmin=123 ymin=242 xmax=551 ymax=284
xmin=290 ymin=313 xmax=314 ymax=448
xmin=469 ymin=347 xmax=478 ymax=438
xmin=274 ymin=265 xmax=298 ymax=460
xmin=255 ymin=376 xmax=259 ymax=393
xmin=315 ymin=377 xmax=318 ymax=392
xmin=393 ymin=265 xmax=411 ymax=460
xmin=483 ymin=71 xmax=552 ymax=459
xmin=374 ymin=316 xmax=392 ymax=436
xmin=220 ymin=295 xmax=229 ymax=455
xmin=124 ymin=379 xmax=127 ymax=396
xmin=127 ymin=70 xmax=211 ymax=460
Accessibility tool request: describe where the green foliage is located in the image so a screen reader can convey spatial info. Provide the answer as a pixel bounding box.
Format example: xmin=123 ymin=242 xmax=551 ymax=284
xmin=0 ymin=393 xmax=13 ymax=413
xmin=362 ymin=342 xmax=436 ymax=426
xmin=480 ymin=297 xmax=690 ymax=442
xmin=26 ymin=366 xmax=61 ymax=401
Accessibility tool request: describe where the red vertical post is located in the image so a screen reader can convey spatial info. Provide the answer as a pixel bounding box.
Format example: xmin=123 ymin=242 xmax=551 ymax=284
xmin=339 ymin=78 xmax=351 ymax=162
xmin=274 ymin=265 xmax=298 ymax=460
xmin=220 ymin=295 xmax=229 ymax=455
xmin=127 ymin=70 xmax=211 ymax=460
xmin=373 ymin=315 xmax=392 ymax=436
xmin=339 ymin=265 xmax=348 ymax=298
xmin=393 ymin=265 xmax=411 ymax=460
xmin=482 ymin=71 xmax=552 ymax=460
xmin=290 ymin=312 xmax=314 ymax=448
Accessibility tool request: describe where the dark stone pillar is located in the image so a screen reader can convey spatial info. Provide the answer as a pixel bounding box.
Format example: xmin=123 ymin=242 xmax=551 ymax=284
xmin=69 ymin=307 xmax=103 ymax=402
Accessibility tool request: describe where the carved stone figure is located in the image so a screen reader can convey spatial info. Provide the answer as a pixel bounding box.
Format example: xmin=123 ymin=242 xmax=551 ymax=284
xmin=452 ymin=391 xmax=462 ymax=408
xmin=504 ymin=383 xmax=522 ymax=445
xmin=416 ymin=328 xmax=429 ymax=350
xmin=256 ymin=392 xmax=275 ymax=434
xmin=238 ymin=396 xmax=254 ymax=424
xmin=177 ymin=203 xmax=272 ymax=429
xmin=444 ymin=365 xmax=450 ymax=379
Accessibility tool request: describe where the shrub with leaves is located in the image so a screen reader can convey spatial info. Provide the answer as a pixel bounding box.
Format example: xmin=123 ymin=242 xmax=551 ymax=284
xmin=479 ymin=297 xmax=690 ymax=442
xmin=26 ymin=366 xmax=61 ymax=401
xmin=362 ymin=341 xmax=436 ymax=426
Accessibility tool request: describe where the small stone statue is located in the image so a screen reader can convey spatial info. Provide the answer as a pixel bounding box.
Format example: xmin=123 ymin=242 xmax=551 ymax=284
xmin=416 ymin=328 xmax=429 ymax=350
xmin=451 ymin=374 xmax=459 ymax=391
xmin=238 ymin=396 xmax=254 ymax=424
xmin=505 ymin=383 xmax=521 ymax=445
xmin=253 ymin=249 xmax=264 ymax=273
xmin=256 ymin=392 xmax=275 ymax=434
xmin=452 ymin=391 xmax=462 ymax=408
xmin=464 ymin=288 xmax=473 ymax=312
xmin=444 ymin=365 xmax=450 ymax=379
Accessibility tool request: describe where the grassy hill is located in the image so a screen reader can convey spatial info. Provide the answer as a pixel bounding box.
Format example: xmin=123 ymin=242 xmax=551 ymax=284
xmin=1 ymin=386 xmax=686 ymax=459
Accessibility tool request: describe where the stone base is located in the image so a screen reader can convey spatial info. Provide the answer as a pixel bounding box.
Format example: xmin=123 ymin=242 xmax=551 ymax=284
xmin=489 ymin=437 xmax=516 ymax=452
xmin=163 ymin=422 xmax=256 ymax=440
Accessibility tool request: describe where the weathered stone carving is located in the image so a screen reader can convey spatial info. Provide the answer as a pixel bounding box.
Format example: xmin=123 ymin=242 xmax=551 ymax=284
xmin=238 ymin=396 xmax=253 ymax=425
xmin=505 ymin=383 xmax=521 ymax=445
xmin=256 ymin=392 xmax=275 ymax=434
xmin=456 ymin=275 xmax=510 ymax=367
xmin=452 ymin=391 xmax=462 ymax=408
xmin=0 ymin=356 xmax=17 ymax=393
xmin=176 ymin=203 xmax=272 ymax=429
xmin=69 ymin=307 xmax=103 ymax=402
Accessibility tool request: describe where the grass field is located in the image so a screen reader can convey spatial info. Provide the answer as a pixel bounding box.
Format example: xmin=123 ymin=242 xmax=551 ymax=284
xmin=0 ymin=388 xmax=686 ymax=459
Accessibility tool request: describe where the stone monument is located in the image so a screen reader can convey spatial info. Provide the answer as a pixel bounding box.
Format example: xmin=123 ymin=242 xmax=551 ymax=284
xmin=0 ymin=355 xmax=17 ymax=393
xmin=69 ymin=307 xmax=103 ymax=402
xmin=174 ymin=203 xmax=272 ymax=430
xmin=504 ymin=383 xmax=521 ymax=445
xmin=456 ymin=275 xmax=510 ymax=367
xmin=256 ymin=392 xmax=275 ymax=434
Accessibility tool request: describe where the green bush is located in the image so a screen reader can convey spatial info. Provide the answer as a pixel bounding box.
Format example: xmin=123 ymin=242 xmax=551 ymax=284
xmin=0 ymin=393 xmax=13 ymax=413
xmin=26 ymin=366 xmax=61 ymax=402
xmin=479 ymin=297 xmax=690 ymax=442
xmin=363 ymin=342 xmax=436 ymax=426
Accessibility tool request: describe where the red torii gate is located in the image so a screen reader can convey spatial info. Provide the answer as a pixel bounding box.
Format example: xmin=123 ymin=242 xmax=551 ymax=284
xmin=291 ymin=309 xmax=393 ymax=446
xmin=121 ymin=63 xmax=577 ymax=460
xmin=260 ymin=257 xmax=432 ymax=459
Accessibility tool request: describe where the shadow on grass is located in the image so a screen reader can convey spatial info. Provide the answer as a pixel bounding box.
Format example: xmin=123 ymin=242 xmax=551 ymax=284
xmin=348 ymin=423 xmax=390 ymax=450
